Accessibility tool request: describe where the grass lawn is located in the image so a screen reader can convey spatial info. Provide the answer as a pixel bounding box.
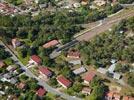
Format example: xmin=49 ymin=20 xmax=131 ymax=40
xmin=29 ymin=67 xmax=39 ymax=76
xmin=18 ymin=54 xmax=30 ymax=65
xmin=46 ymin=92 xmax=57 ymax=99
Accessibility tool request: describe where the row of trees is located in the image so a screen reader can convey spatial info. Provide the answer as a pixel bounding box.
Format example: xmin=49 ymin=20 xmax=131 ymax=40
xmin=118 ymin=0 xmax=134 ymax=4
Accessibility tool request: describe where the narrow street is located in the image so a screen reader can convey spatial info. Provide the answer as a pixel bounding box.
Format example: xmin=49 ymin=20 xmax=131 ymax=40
xmin=0 ymin=40 xmax=81 ymax=100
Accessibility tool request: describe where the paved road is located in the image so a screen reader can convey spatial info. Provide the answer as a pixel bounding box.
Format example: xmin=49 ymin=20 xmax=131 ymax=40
xmin=50 ymin=8 xmax=134 ymax=59
xmin=0 ymin=41 xmax=81 ymax=100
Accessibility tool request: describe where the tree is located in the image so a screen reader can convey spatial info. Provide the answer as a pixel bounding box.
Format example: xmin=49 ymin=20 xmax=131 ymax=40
xmin=72 ymin=82 xmax=83 ymax=93
xmin=0 ymin=48 xmax=10 ymax=59
xmin=118 ymin=0 xmax=134 ymax=4
xmin=49 ymin=78 xmax=58 ymax=87
xmin=127 ymin=73 xmax=134 ymax=87
xmin=89 ymin=77 xmax=108 ymax=100
xmin=20 ymin=74 xmax=29 ymax=81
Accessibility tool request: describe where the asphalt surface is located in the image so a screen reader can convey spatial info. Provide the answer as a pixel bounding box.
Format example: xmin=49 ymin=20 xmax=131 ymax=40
xmin=0 ymin=41 xmax=81 ymax=100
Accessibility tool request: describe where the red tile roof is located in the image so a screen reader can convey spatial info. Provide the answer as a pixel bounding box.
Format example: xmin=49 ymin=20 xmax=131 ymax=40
xmin=43 ymin=40 xmax=59 ymax=48
xmin=67 ymin=51 xmax=80 ymax=58
xmin=106 ymin=92 xmax=114 ymax=98
xmin=113 ymin=93 xmax=121 ymax=99
xmin=83 ymin=71 xmax=96 ymax=82
xmin=129 ymin=98 xmax=134 ymax=100
xmin=57 ymin=76 xmax=72 ymax=88
xmin=123 ymin=96 xmax=129 ymax=100
xmin=17 ymin=82 xmax=26 ymax=89
xmin=39 ymin=67 xmax=52 ymax=77
xmin=36 ymin=88 xmax=46 ymax=97
xmin=31 ymin=55 xmax=41 ymax=64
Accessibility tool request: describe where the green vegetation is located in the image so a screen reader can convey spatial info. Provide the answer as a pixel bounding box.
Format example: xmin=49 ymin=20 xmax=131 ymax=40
xmin=78 ymin=17 xmax=134 ymax=68
xmin=6 ymin=0 xmax=24 ymax=5
xmin=114 ymin=63 xmax=130 ymax=73
xmin=0 ymin=48 xmax=10 ymax=59
xmin=88 ymin=77 xmax=108 ymax=100
xmin=118 ymin=0 xmax=134 ymax=4
xmin=127 ymin=73 xmax=134 ymax=87
xmin=48 ymin=77 xmax=58 ymax=87
xmin=4 ymin=58 xmax=14 ymax=65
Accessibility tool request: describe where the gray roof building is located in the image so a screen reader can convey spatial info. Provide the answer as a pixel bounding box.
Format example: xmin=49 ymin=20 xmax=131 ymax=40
xmin=97 ymin=67 xmax=107 ymax=74
xmin=73 ymin=67 xmax=86 ymax=75
xmin=113 ymin=73 xmax=121 ymax=80
xmin=10 ymin=77 xmax=18 ymax=84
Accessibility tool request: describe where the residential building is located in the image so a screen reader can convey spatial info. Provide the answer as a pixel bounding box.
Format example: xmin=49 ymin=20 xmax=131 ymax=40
xmin=113 ymin=93 xmax=121 ymax=100
xmin=97 ymin=67 xmax=107 ymax=74
xmin=6 ymin=65 xmax=17 ymax=72
xmin=105 ymin=92 xmax=114 ymax=100
xmin=36 ymin=87 xmax=46 ymax=97
xmin=129 ymin=97 xmax=134 ymax=100
xmin=73 ymin=67 xmax=86 ymax=75
xmin=39 ymin=67 xmax=53 ymax=78
xmin=12 ymin=38 xmax=21 ymax=48
xmin=67 ymin=50 xmax=80 ymax=59
xmin=43 ymin=40 xmax=59 ymax=48
xmin=108 ymin=63 xmax=116 ymax=73
xmin=123 ymin=96 xmax=129 ymax=100
xmin=17 ymin=82 xmax=26 ymax=90
xmin=29 ymin=55 xmax=42 ymax=65
xmin=3 ymin=73 xmax=12 ymax=79
xmin=83 ymin=71 xmax=96 ymax=84
xmin=82 ymin=87 xmax=92 ymax=95
xmin=57 ymin=76 xmax=72 ymax=89
xmin=113 ymin=73 xmax=121 ymax=80
xmin=10 ymin=77 xmax=18 ymax=84
xmin=39 ymin=4 xmax=48 ymax=9
xmin=68 ymin=59 xmax=81 ymax=65
xmin=73 ymin=3 xmax=81 ymax=8
xmin=0 ymin=60 xmax=6 ymax=68
xmin=81 ymin=0 xmax=88 ymax=5
xmin=94 ymin=0 xmax=106 ymax=6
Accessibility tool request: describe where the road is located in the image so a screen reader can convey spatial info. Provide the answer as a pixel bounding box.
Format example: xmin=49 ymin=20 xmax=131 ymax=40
xmin=0 ymin=41 xmax=81 ymax=100
xmin=50 ymin=7 xmax=134 ymax=59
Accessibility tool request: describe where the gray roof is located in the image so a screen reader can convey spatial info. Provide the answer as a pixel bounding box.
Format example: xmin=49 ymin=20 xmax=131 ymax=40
xmin=113 ymin=73 xmax=121 ymax=80
xmin=108 ymin=63 xmax=116 ymax=73
xmin=10 ymin=78 xmax=18 ymax=84
xmin=73 ymin=67 xmax=86 ymax=75
xmin=68 ymin=59 xmax=81 ymax=65
xmin=39 ymin=4 xmax=48 ymax=8
xmin=3 ymin=73 xmax=12 ymax=79
xmin=6 ymin=65 xmax=17 ymax=71
xmin=97 ymin=68 xmax=107 ymax=74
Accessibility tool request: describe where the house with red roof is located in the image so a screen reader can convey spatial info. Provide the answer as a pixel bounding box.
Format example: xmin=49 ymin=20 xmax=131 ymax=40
xmin=57 ymin=76 xmax=72 ymax=89
xmin=43 ymin=40 xmax=59 ymax=48
xmin=39 ymin=67 xmax=53 ymax=79
xmin=113 ymin=93 xmax=121 ymax=100
xmin=36 ymin=87 xmax=46 ymax=97
xmin=105 ymin=92 xmax=114 ymax=100
xmin=29 ymin=55 xmax=42 ymax=65
xmin=17 ymin=82 xmax=26 ymax=90
xmin=67 ymin=50 xmax=80 ymax=59
xmin=123 ymin=96 xmax=129 ymax=100
xmin=83 ymin=71 xmax=96 ymax=84
xmin=129 ymin=97 xmax=134 ymax=100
